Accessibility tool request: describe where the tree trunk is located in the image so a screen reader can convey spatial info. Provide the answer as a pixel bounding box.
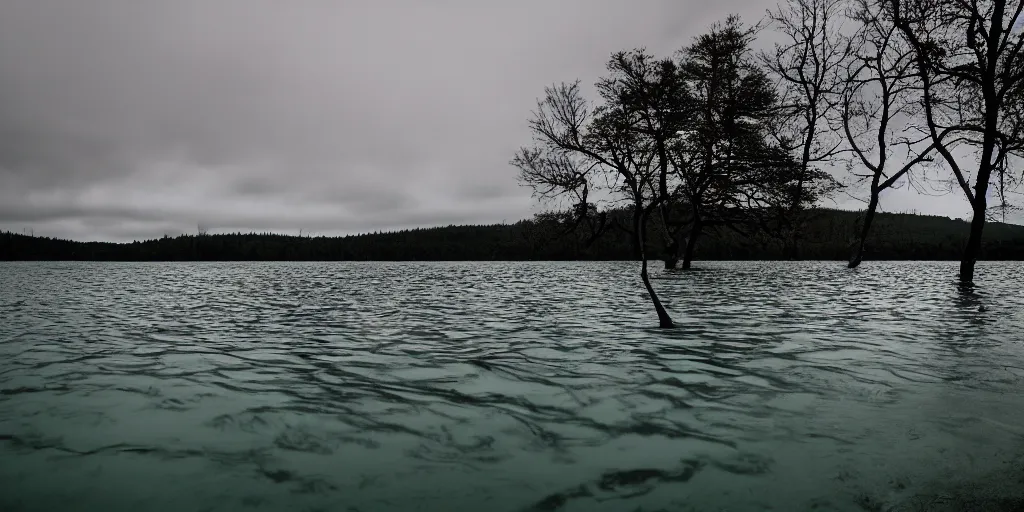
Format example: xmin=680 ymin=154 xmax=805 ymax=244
xmin=959 ymin=108 xmax=995 ymax=284
xmin=637 ymin=207 xmax=674 ymax=328
xmin=664 ymin=238 xmax=680 ymax=270
xmin=641 ymin=257 xmax=674 ymax=328
xmin=630 ymin=204 xmax=644 ymax=260
xmin=960 ymin=206 xmax=986 ymax=283
xmin=681 ymin=224 xmax=701 ymax=270
xmin=849 ymin=187 xmax=879 ymax=269
xmin=659 ymin=203 xmax=679 ymax=270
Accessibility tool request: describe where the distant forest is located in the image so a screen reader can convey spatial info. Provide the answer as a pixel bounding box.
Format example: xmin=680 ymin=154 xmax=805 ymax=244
xmin=2 ymin=208 xmax=1023 ymax=262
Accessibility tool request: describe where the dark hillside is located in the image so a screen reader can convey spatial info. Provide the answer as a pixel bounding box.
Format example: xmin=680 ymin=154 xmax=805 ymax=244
xmin=2 ymin=209 xmax=1023 ymax=261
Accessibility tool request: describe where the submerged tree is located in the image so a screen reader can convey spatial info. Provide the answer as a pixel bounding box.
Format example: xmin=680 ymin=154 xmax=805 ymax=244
xmin=841 ymin=0 xmax=940 ymax=268
xmin=513 ymin=51 xmax=687 ymax=328
xmin=513 ymin=17 xmax=836 ymax=324
xmin=885 ymin=0 xmax=1024 ymax=283
xmin=513 ymin=18 xmax=824 ymax=325
xmin=667 ymin=16 xmax=803 ymax=270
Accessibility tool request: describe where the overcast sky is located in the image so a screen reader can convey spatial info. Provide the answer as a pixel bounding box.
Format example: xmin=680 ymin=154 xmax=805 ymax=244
xmin=0 ymin=0 xmax=1010 ymax=242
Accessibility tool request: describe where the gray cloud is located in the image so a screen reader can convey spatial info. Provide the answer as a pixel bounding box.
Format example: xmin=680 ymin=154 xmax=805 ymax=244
xmin=0 ymin=0 xmax=1005 ymax=242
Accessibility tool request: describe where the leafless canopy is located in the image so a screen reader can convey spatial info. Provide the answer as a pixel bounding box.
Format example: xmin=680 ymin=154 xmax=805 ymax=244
xmin=884 ymin=0 xmax=1024 ymax=279
xmin=842 ymin=0 xmax=941 ymax=195
xmin=764 ymin=0 xmax=853 ymax=188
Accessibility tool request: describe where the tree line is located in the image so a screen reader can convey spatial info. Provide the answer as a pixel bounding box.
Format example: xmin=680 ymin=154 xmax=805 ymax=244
xmin=513 ymin=0 xmax=1024 ymax=327
xmin=3 ymin=208 xmax=1022 ymax=261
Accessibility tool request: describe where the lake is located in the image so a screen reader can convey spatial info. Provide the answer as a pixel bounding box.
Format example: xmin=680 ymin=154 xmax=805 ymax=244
xmin=1 ymin=261 xmax=1023 ymax=511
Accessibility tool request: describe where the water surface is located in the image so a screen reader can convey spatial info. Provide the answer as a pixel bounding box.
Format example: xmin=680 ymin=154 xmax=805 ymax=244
xmin=1 ymin=261 xmax=1023 ymax=511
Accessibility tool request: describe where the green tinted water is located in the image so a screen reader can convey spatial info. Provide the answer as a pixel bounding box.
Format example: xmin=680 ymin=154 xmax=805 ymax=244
xmin=1 ymin=261 xmax=1022 ymax=511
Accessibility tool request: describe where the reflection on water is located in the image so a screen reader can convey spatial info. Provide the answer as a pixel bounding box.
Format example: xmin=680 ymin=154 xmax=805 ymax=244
xmin=1 ymin=261 xmax=1022 ymax=511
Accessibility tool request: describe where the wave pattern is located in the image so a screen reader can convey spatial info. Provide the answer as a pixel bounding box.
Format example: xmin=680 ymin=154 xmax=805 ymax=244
xmin=1 ymin=261 xmax=1023 ymax=511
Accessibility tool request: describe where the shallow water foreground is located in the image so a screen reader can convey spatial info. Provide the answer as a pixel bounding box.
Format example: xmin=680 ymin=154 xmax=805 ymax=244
xmin=1 ymin=261 xmax=1023 ymax=511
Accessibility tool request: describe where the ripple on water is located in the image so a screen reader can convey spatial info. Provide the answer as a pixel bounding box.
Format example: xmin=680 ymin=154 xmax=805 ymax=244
xmin=1 ymin=260 xmax=1023 ymax=511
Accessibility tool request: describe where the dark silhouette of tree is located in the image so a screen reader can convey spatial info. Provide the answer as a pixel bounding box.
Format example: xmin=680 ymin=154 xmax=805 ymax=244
xmin=512 ymin=49 xmax=686 ymax=328
xmin=668 ymin=16 xmax=802 ymax=270
xmin=841 ymin=0 xmax=942 ymax=268
xmin=763 ymin=0 xmax=850 ymax=258
xmin=885 ymin=0 xmax=1024 ymax=283
xmin=514 ymin=16 xmax=826 ymax=291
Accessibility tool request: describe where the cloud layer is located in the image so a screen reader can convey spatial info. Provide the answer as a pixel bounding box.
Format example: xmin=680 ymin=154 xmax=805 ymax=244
xmin=0 ymin=0 xmax=997 ymax=241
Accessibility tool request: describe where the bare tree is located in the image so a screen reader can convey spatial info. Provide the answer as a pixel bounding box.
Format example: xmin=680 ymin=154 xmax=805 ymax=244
xmin=512 ymin=51 xmax=687 ymax=328
xmin=763 ymin=0 xmax=853 ymax=258
xmin=842 ymin=0 xmax=942 ymax=267
xmin=886 ymin=0 xmax=1024 ymax=283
